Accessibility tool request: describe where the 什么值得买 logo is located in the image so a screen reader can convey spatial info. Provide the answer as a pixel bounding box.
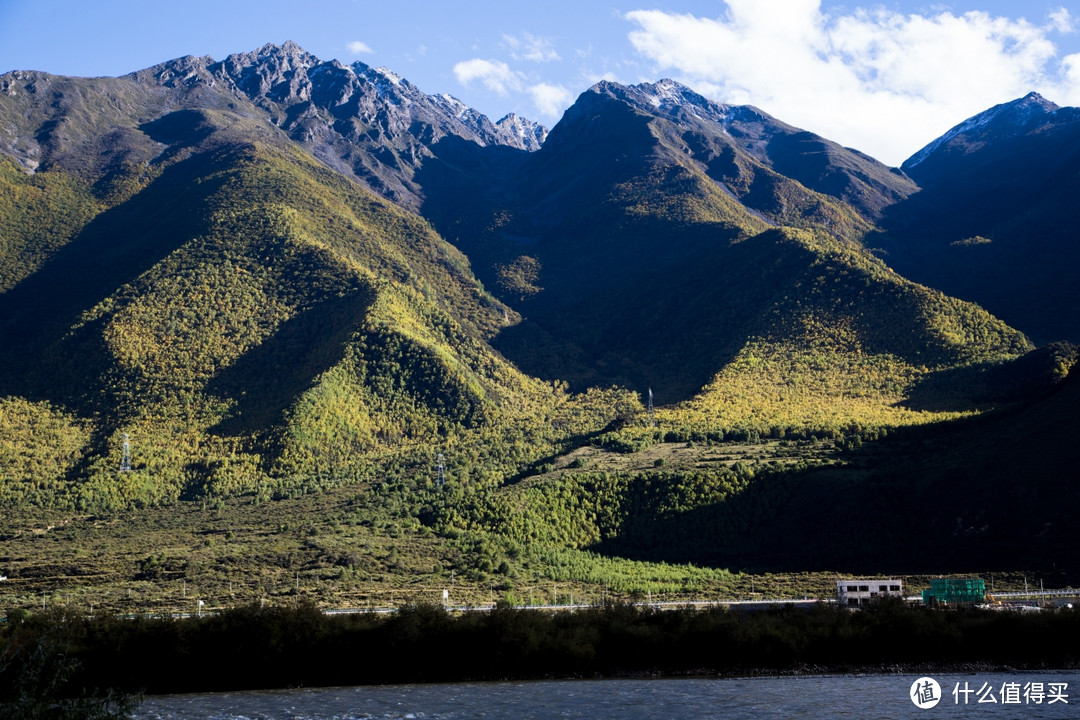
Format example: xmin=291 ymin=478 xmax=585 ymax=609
xmin=910 ymin=677 xmax=941 ymax=709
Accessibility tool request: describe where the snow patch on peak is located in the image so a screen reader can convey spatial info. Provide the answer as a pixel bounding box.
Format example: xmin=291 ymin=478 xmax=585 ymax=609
xmin=648 ymin=78 xmax=688 ymax=101
xmin=626 ymin=78 xmax=689 ymax=110
xmin=1019 ymin=91 xmax=1056 ymax=110
xmin=352 ymin=65 xmax=412 ymax=103
xmin=623 ymin=79 xmax=733 ymax=128
xmin=373 ymin=67 xmax=402 ymax=86
xmin=435 ymin=93 xmax=471 ymax=119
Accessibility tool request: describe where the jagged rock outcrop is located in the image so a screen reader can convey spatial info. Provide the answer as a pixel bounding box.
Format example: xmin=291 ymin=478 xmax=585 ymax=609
xmin=194 ymin=42 xmax=545 ymax=205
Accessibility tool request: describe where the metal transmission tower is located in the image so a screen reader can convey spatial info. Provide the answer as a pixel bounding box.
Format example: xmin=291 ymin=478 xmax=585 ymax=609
xmin=120 ymin=433 xmax=132 ymax=472
xmin=647 ymin=388 xmax=655 ymax=428
xmin=436 ymin=453 xmax=445 ymax=488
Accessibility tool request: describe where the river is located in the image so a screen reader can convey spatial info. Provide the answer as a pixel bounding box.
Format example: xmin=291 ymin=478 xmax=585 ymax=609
xmin=131 ymin=672 xmax=1079 ymax=719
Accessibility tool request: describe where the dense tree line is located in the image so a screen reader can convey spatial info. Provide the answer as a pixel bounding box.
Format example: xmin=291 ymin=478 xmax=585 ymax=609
xmin=3 ymin=600 xmax=1079 ymax=701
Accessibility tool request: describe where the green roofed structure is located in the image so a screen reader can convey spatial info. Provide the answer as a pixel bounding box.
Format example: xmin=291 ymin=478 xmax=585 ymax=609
xmin=922 ymin=578 xmax=986 ymax=606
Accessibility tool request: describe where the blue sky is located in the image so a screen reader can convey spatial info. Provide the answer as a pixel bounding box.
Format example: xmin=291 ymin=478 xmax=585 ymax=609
xmin=1 ymin=0 xmax=1078 ymax=165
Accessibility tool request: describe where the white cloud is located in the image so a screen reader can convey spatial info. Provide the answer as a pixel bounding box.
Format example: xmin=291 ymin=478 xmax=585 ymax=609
xmin=347 ymin=41 xmax=373 ymax=55
xmin=502 ymin=33 xmax=560 ymax=63
xmin=1064 ymin=53 xmax=1080 ymax=85
xmin=453 ymin=58 xmax=522 ymax=96
xmin=626 ymin=2 xmax=1080 ymax=166
xmin=529 ymin=82 xmax=574 ymax=119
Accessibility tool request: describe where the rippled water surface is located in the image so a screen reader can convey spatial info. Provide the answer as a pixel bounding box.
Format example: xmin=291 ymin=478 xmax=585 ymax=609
xmin=132 ymin=672 xmax=1080 ymax=719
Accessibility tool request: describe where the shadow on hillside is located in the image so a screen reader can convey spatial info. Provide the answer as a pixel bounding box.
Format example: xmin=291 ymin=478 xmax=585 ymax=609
xmin=866 ymin=163 xmax=1080 ymax=346
xmin=587 ymin=447 xmax=1079 ymax=575
xmin=488 ymin=228 xmax=821 ymax=403
xmin=490 ymin=304 xmax=747 ymax=404
xmin=208 ymin=285 xmax=377 ymax=438
xmin=584 ymin=463 xmax=911 ymax=574
xmin=413 ymin=134 xmax=530 ymax=294
xmin=902 ymin=343 xmax=1080 ymax=413
xmin=417 ymin=135 xmax=529 ymax=213
xmin=900 ymin=364 xmax=997 ymax=413
xmin=0 ymin=150 xmax=231 ymax=418
xmin=589 ymin=371 xmax=1080 ymax=575
xmin=416 ymin=134 xmax=756 ymax=404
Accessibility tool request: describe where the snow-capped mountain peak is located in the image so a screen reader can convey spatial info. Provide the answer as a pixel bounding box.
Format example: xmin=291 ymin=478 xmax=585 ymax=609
xmin=904 ymin=92 xmax=1061 ymax=170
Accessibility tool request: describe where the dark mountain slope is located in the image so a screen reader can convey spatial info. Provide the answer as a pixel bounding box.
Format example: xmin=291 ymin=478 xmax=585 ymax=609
xmin=421 ymin=80 xmax=918 ymax=306
xmin=873 ymin=92 xmax=1080 ymax=344
xmin=596 ymin=79 xmax=918 ymax=221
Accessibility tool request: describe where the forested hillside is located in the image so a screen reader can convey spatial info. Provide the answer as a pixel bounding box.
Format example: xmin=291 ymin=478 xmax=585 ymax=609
xmin=421 ymin=80 xmax=1030 ymax=412
xmin=0 ymin=108 xmax=629 ymax=512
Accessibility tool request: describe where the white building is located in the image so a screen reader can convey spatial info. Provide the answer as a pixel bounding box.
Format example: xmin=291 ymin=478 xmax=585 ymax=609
xmin=837 ymin=579 xmax=903 ymax=606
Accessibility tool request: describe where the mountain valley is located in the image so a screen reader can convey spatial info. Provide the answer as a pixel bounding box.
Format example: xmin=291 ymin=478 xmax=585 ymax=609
xmin=1 ymin=42 xmax=1079 ymax=611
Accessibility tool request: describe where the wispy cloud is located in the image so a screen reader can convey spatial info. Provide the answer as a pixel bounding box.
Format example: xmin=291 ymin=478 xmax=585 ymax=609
xmin=1050 ymin=8 xmax=1075 ymax=33
xmin=502 ymin=33 xmax=560 ymax=63
xmin=346 ymin=40 xmax=373 ymax=55
xmin=626 ymin=2 xmax=1080 ymax=165
xmin=453 ymin=58 xmax=522 ymax=95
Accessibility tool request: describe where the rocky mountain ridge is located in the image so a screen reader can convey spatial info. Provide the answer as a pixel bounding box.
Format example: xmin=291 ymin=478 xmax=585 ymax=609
xmin=576 ymin=78 xmax=919 ymax=222
xmin=0 ymin=41 xmax=546 ymax=209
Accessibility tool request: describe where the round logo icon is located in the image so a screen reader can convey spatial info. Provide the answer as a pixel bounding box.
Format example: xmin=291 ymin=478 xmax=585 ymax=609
xmin=910 ymin=677 xmax=942 ymax=709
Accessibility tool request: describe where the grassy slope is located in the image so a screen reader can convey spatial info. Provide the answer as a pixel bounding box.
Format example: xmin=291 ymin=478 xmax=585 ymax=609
xmin=670 ymin=227 xmax=1030 ymax=435
xmin=0 ymin=158 xmax=103 ymax=292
